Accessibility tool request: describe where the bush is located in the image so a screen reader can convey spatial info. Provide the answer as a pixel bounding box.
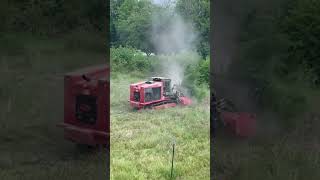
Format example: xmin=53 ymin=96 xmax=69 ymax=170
xmin=235 ymin=0 xmax=319 ymax=127
xmin=111 ymin=46 xmax=152 ymax=73
xmin=0 ymin=0 xmax=106 ymax=36
xmin=150 ymin=52 xmax=209 ymax=101
xmin=261 ymin=81 xmax=307 ymax=128
xmin=197 ymin=56 xmax=210 ymax=85
xmin=183 ymin=56 xmax=210 ymax=101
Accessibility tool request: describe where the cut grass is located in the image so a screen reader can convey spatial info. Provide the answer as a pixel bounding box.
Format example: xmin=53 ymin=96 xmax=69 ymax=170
xmin=110 ymin=74 xmax=210 ymax=180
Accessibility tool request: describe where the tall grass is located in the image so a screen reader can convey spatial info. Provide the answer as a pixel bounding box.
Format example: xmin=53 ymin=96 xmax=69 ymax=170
xmin=214 ymin=133 xmax=320 ymax=180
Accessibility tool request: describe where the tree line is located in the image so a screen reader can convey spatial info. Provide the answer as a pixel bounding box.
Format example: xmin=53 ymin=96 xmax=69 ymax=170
xmin=0 ymin=0 xmax=107 ymax=35
xmin=110 ymin=0 xmax=209 ymax=58
xmin=236 ymin=0 xmax=320 ymax=123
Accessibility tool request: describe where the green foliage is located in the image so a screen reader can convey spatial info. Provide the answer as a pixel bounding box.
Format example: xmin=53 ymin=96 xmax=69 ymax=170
xmin=149 ymin=51 xmax=209 ymax=101
xmin=261 ymin=82 xmax=307 ymax=128
xmin=237 ymin=0 xmax=320 ymax=122
xmin=240 ymin=0 xmax=320 ymax=86
xmin=184 ymin=57 xmax=210 ymax=85
xmin=198 ymin=56 xmax=210 ymax=85
xmin=0 ymin=0 xmax=106 ymax=35
xmin=183 ymin=57 xmax=210 ymax=100
xmin=280 ymin=0 xmax=320 ymax=85
xmin=112 ymin=0 xmax=155 ymax=54
xmin=111 ymin=46 xmax=153 ymax=73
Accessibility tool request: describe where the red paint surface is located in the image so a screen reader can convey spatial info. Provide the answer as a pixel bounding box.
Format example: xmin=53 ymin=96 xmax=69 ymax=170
xmin=59 ymin=65 xmax=109 ymax=146
xmin=129 ymin=79 xmax=192 ymax=110
xmin=221 ymin=112 xmax=256 ymax=137
xmin=130 ymin=81 xmax=165 ymax=109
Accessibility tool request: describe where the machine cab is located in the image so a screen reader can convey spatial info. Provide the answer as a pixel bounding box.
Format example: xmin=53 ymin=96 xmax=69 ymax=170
xmin=151 ymin=77 xmax=172 ymax=96
xmin=129 ymin=77 xmax=169 ymax=109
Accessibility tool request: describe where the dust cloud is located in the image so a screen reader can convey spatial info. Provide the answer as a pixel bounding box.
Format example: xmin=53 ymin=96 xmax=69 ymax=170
xmin=150 ymin=2 xmax=200 ymax=87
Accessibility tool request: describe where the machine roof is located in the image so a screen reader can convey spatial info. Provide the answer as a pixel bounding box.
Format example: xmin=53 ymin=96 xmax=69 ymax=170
xmin=151 ymin=77 xmax=170 ymax=80
xmin=131 ymin=81 xmax=162 ymax=88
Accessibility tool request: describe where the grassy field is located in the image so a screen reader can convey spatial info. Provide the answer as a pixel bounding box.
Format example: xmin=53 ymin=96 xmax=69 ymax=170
xmin=0 ymin=32 xmax=107 ymax=179
xmin=110 ymin=74 xmax=210 ymax=180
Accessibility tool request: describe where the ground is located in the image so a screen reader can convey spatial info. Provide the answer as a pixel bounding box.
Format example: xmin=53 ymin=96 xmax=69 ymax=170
xmin=110 ymin=74 xmax=210 ymax=180
xmin=0 ymin=33 xmax=107 ymax=179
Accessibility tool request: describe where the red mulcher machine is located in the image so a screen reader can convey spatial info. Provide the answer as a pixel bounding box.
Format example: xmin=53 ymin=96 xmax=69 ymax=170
xmin=215 ymin=97 xmax=257 ymax=138
xmin=129 ymin=77 xmax=192 ymax=110
xmin=58 ymin=65 xmax=109 ymax=147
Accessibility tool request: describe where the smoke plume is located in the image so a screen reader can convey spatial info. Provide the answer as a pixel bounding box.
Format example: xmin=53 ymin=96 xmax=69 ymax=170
xmin=150 ymin=3 xmax=200 ymax=86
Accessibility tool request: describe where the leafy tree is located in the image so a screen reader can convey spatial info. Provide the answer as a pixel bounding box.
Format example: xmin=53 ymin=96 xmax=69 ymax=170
xmin=0 ymin=0 xmax=106 ymax=35
xmin=115 ymin=0 xmax=155 ymax=55
xmin=110 ymin=0 xmax=125 ymax=45
xmin=280 ymin=0 xmax=320 ymax=85
xmin=235 ymin=0 xmax=320 ymax=121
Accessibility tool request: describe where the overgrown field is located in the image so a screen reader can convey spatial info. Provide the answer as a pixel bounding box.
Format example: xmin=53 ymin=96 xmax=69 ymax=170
xmin=110 ymin=74 xmax=210 ymax=180
xmin=0 ymin=33 xmax=107 ymax=179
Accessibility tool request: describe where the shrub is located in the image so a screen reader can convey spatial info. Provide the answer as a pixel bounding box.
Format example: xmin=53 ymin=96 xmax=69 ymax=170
xmin=183 ymin=56 xmax=210 ymax=101
xmin=261 ymin=81 xmax=307 ymax=128
xmin=111 ymin=46 xmax=152 ymax=73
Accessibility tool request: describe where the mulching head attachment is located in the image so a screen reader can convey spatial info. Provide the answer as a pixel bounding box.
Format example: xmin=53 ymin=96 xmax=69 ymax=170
xmin=216 ymin=98 xmax=257 ymax=138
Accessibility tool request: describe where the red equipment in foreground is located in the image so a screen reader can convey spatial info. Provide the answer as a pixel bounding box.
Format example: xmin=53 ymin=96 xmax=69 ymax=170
xmin=221 ymin=112 xmax=256 ymax=137
xmin=216 ymin=98 xmax=257 ymax=137
xmin=129 ymin=77 xmax=192 ymax=110
xmin=58 ymin=65 xmax=109 ymax=146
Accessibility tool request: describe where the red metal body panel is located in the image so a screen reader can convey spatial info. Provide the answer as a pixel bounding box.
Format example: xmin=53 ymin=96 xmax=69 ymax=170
xmin=59 ymin=65 xmax=109 ymax=146
xmin=129 ymin=78 xmax=192 ymax=110
xmin=221 ymin=112 xmax=256 ymax=137
xmin=130 ymin=81 xmax=165 ymax=109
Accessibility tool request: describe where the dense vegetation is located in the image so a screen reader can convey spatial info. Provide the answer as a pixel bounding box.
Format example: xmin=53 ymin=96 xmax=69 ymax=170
xmin=234 ymin=0 xmax=320 ymax=127
xmin=0 ymin=0 xmax=106 ymax=35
